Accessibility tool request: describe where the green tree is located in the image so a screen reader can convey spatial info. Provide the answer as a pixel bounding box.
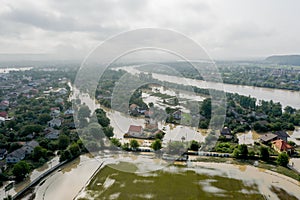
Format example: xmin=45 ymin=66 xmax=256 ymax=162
xmin=238 ymin=144 xmax=248 ymax=158
xmin=277 ymin=152 xmax=289 ymax=167
xmin=151 ymin=139 xmax=162 ymax=151
xmin=232 ymin=149 xmax=241 ymax=158
xmin=38 ymin=114 xmax=52 ymax=125
xmin=260 ymin=146 xmax=270 ymax=161
xmin=21 ymin=125 xmax=43 ymax=136
xmin=69 ymin=143 xmax=80 ymax=157
xmin=200 ymin=98 xmax=211 ymax=119
xmin=59 ymin=150 xmax=72 ymax=162
xmin=12 ymin=161 xmax=30 ymax=181
xmin=189 ymin=140 xmax=200 ymax=151
xmin=110 ymin=138 xmax=121 ymax=147
xmin=103 ymin=126 xmax=114 ymax=138
xmin=130 ymin=139 xmax=139 ymax=150
xmin=32 ymin=146 xmax=47 ymax=161
xmin=58 ymin=134 xmax=70 ymax=150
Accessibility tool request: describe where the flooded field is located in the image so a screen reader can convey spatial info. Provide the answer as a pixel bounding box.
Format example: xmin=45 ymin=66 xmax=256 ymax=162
xmin=75 ymin=161 xmax=300 ymax=200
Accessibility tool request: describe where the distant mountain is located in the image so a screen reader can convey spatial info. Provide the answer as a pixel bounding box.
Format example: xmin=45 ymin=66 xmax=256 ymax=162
xmin=265 ymin=55 xmax=300 ymax=66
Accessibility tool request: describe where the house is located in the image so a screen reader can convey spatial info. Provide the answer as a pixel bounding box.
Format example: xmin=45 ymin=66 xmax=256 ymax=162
xmin=48 ymin=118 xmax=62 ymax=128
xmin=50 ymin=107 xmax=60 ymax=117
xmin=129 ymin=104 xmax=139 ymax=115
xmin=6 ymin=148 xmax=26 ymax=164
xmin=272 ymin=139 xmax=294 ymax=155
xmin=173 ymin=110 xmax=182 ymax=120
xmin=64 ymin=109 xmax=74 ymax=116
xmin=0 ymin=100 xmax=9 ymax=110
xmin=129 ymin=104 xmax=138 ymax=111
xmin=55 ymin=98 xmax=64 ymax=104
xmin=0 ymin=117 xmax=5 ymax=124
xmin=57 ymin=88 xmax=68 ymax=95
xmin=259 ymin=133 xmax=278 ymax=144
xmin=45 ymin=129 xmax=60 ymax=140
xmin=0 ymin=149 xmax=7 ymax=160
xmin=125 ymin=125 xmax=143 ymax=137
xmin=0 ymin=111 xmax=8 ymax=119
xmin=274 ymin=131 xmax=290 ymax=142
xmin=220 ymin=127 xmax=233 ymax=140
xmin=22 ymin=140 xmax=39 ymax=155
xmin=144 ymin=110 xmax=153 ymax=118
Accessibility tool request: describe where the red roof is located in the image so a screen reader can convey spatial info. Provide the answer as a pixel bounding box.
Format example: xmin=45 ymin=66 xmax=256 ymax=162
xmin=0 ymin=111 xmax=7 ymax=118
xmin=129 ymin=104 xmax=138 ymax=110
xmin=51 ymin=107 xmax=60 ymax=111
xmin=128 ymin=125 xmax=142 ymax=133
xmin=272 ymin=139 xmax=293 ymax=151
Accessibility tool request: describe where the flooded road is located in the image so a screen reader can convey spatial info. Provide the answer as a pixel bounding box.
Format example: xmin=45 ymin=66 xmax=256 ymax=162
xmin=34 ymin=155 xmax=101 ymax=200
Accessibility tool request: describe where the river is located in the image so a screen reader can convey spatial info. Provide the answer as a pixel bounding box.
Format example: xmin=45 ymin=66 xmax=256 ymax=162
xmin=116 ymin=65 xmax=300 ymax=109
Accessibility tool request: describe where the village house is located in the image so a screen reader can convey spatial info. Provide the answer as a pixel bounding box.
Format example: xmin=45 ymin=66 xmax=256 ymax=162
xmin=64 ymin=109 xmax=74 ymax=116
xmin=272 ymin=139 xmax=294 ymax=155
xmin=22 ymin=140 xmax=39 ymax=155
xmin=129 ymin=104 xmax=139 ymax=115
xmin=56 ymin=88 xmax=68 ymax=95
xmin=51 ymin=108 xmax=61 ymax=117
xmin=273 ymin=131 xmax=290 ymax=142
xmin=45 ymin=129 xmax=60 ymax=140
xmin=0 ymin=111 xmax=8 ymax=119
xmin=172 ymin=110 xmax=182 ymax=120
xmin=124 ymin=125 xmax=143 ymax=138
xmin=48 ymin=118 xmax=62 ymax=128
xmin=0 ymin=117 xmax=5 ymax=124
xmin=6 ymin=148 xmax=26 ymax=164
xmin=144 ymin=110 xmax=153 ymax=118
xmin=0 ymin=100 xmax=9 ymax=110
xmin=220 ymin=127 xmax=233 ymax=140
xmin=259 ymin=133 xmax=278 ymax=144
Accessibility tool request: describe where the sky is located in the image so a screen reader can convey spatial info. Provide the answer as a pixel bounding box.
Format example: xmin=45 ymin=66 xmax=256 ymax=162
xmin=0 ymin=0 xmax=299 ymax=61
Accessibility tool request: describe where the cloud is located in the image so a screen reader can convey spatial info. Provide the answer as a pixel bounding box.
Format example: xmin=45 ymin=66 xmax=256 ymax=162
xmin=0 ymin=0 xmax=299 ymax=60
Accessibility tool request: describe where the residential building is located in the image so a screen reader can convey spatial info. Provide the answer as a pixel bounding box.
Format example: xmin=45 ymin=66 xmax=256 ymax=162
xmin=220 ymin=127 xmax=233 ymax=140
xmin=259 ymin=133 xmax=278 ymax=144
xmin=274 ymin=131 xmax=290 ymax=142
xmin=48 ymin=118 xmax=62 ymax=128
xmin=272 ymin=139 xmax=294 ymax=155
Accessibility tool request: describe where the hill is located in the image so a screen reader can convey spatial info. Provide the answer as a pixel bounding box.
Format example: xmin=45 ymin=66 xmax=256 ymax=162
xmin=265 ymin=55 xmax=300 ymax=66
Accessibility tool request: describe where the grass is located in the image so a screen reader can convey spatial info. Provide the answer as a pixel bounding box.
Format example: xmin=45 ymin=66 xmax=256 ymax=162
xmin=270 ymin=186 xmax=298 ymax=200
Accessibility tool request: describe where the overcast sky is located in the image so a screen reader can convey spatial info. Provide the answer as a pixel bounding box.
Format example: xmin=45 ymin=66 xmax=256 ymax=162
xmin=0 ymin=0 xmax=299 ymax=61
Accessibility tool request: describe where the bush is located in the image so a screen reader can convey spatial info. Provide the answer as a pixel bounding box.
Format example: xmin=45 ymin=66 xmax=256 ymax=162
xmin=277 ymin=152 xmax=289 ymax=167
xmin=260 ymin=146 xmax=270 ymax=161
xmin=12 ymin=161 xmax=31 ymax=181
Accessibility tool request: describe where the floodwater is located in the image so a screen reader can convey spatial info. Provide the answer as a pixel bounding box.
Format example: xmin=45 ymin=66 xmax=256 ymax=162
xmin=0 ymin=67 xmax=33 ymax=73
xmin=72 ymin=85 xmax=206 ymax=146
xmin=117 ymin=65 xmax=300 ymax=109
xmin=75 ymin=161 xmax=300 ymax=200
xmin=34 ymin=155 xmax=101 ymax=200
xmin=237 ymin=128 xmax=300 ymax=146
